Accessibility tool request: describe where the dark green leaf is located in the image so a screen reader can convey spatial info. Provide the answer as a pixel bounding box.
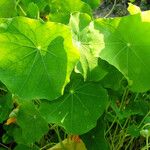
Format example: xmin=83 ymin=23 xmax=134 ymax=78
xmin=39 ymin=74 xmax=108 ymax=134
xmin=16 ymin=101 xmax=49 ymax=144
xmin=81 ymin=117 xmax=109 ymax=150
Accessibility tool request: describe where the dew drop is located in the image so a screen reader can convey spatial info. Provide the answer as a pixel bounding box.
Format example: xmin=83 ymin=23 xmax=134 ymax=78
xmin=33 ymin=115 xmax=37 ymax=119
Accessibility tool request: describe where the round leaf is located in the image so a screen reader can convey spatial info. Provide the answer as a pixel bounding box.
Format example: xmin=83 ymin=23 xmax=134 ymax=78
xmin=39 ymin=74 xmax=108 ymax=134
xmin=95 ymin=14 xmax=150 ymax=92
xmin=0 ymin=17 xmax=79 ymax=100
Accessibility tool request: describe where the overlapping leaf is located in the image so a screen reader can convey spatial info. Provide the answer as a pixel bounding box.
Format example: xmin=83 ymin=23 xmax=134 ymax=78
xmin=69 ymin=12 xmax=106 ymax=81
xmin=0 ymin=92 xmax=12 ymax=123
xmin=82 ymin=118 xmax=109 ymax=150
xmin=16 ymin=101 xmax=49 ymax=144
xmin=94 ymin=13 xmax=150 ymax=92
xmin=82 ymin=0 xmax=101 ymax=9
xmin=0 ymin=17 xmax=79 ymax=100
xmin=0 ymin=0 xmax=16 ymax=18
xmin=39 ymin=74 xmax=108 ymax=134
xmin=48 ymin=0 xmax=92 ymax=24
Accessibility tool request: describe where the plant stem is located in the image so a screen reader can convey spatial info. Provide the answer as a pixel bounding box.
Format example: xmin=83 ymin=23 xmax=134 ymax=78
xmin=55 ymin=127 xmax=67 ymax=150
xmin=18 ymin=4 xmax=27 ymax=16
xmin=0 ymin=143 xmax=10 ymax=150
xmin=104 ymin=0 xmax=117 ymax=18
xmin=146 ymin=136 xmax=149 ymax=150
xmin=138 ymin=111 xmax=150 ymax=128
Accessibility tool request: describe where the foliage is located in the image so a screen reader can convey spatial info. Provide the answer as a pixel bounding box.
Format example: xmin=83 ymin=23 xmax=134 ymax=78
xmin=0 ymin=1 xmax=150 ymax=150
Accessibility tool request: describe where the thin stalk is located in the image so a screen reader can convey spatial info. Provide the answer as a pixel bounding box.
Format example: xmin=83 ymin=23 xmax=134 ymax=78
xmin=124 ymin=137 xmax=134 ymax=150
xmin=146 ymin=136 xmax=149 ymax=150
xmin=17 ymin=3 xmax=27 ymax=16
xmin=105 ymin=87 xmax=129 ymax=136
xmin=104 ymin=0 xmax=117 ymax=18
xmin=0 ymin=143 xmax=10 ymax=150
xmin=138 ymin=111 xmax=150 ymax=128
xmin=55 ymin=127 xmax=67 ymax=150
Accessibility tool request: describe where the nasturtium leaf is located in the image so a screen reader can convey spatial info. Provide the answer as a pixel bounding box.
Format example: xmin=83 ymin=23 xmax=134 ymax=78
xmin=39 ymin=74 xmax=108 ymax=134
xmin=16 ymin=101 xmax=49 ymax=144
xmin=81 ymin=118 xmax=109 ymax=150
xmin=14 ymin=144 xmax=39 ymax=150
xmin=94 ymin=13 xmax=150 ymax=92
xmin=48 ymin=0 xmax=92 ymax=24
xmin=0 ymin=0 xmax=16 ymax=18
xmin=20 ymin=0 xmax=47 ymax=11
xmin=0 ymin=17 xmax=79 ymax=100
xmin=127 ymin=3 xmax=141 ymax=15
xmin=82 ymin=0 xmax=101 ymax=9
xmin=100 ymin=61 xmax=124 ymax=91
xmin=0 ymin=92 xmax=13 ymax=123
xmin=127 ymin=124 xmax=140 ymax=138
xmin=69 ymin=12 xmax=106 ymax=81
xmin=27 ymin=2 xmax=39 ymax=19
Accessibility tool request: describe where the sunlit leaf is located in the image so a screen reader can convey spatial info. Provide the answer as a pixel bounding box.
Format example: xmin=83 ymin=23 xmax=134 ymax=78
xmin=69 ymin=12 xmax=106 ymax=81
xmin=95 ymin=13 xmax=150 ymax=92
xmin=0 ymin=17 xmax=79 ymax=100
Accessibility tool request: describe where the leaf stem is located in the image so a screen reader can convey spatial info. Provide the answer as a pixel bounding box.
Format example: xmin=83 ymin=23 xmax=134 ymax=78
xmin=55 ymin=126 xmax=67 ymax=150
xmin=104 ymin=0 xmax=117 ymax=18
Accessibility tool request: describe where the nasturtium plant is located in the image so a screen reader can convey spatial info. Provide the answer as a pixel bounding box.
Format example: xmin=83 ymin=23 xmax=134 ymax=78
xmin=0 ymin=0 xmax=16 ymax=18
xmin=39 ymin=74 xmax=108 ymax=134
xmin=0 ymin=17 xmax=79 ymax=100
xmin=82 ymin=0 xmax=101 ymax=9
xmin=69 ymin=12 xmax=106 ymax=81
xmin=94 ymin=13 xmax=150 ymax=92
xmin=0 ymin=92 xmax=12 ymax=123
xmin=48 ymin=0 xmax=92 ymax=24
xmin=16 ymin=101 xmax=49 ymax=144
xmin=0 ymin=1 xmax=150 ymax=149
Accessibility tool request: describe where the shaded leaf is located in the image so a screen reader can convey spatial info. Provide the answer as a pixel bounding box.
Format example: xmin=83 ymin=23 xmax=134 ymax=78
xmin=82 ymin=0 xmax=101 ymax=9
xmin=0 ymin=92 xmax=13 ymax=123
xmin=39 ymin=74 xmax=108 ymax=134
xmin=48 ymin=0 xmax=92 ymax=24
xmin=81 ymin=117 xmax=109 ymax=150
xmin=16 ymin=101 xmax=49 ymax=144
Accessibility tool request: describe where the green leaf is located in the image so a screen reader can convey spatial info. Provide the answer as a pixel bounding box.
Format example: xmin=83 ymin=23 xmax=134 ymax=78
xmin=127 ymin=124 xmax=140 ymax=138
xmin=39 ymin=74 xmax=108 ymax=134
xmin=20 ymin=0 xmax=47 ymax=11
xmin=95 ymin=13 xmax=150 ymax=92
xmin=127 ymin=3 xmax=141 ymax=15
xmin=81 ymin=117 xmax=109 ymax=150
xmin=69 ymin=12 xmax=106 ymax=81
xmin=48 ymin=0 xmax=92 ymax=24
xmin=0 ymin=17 xmax=79 ymax=100
xmin=100 ymin=61 xmax=124 ymax=91
xmin=0 ymin=92 xmax=13 ymax=123
xmin=0 ymin=0 xmax=16 ymax=18
xmin=16 ymin=101 xmax=49 ymax=144
xmin=14 ymin=144 xmax=39 ymax=150
xmin=27 ymin=2 xmax=39 ymax=19
xmin=82 ymin=0 xmax=101 ymax=9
